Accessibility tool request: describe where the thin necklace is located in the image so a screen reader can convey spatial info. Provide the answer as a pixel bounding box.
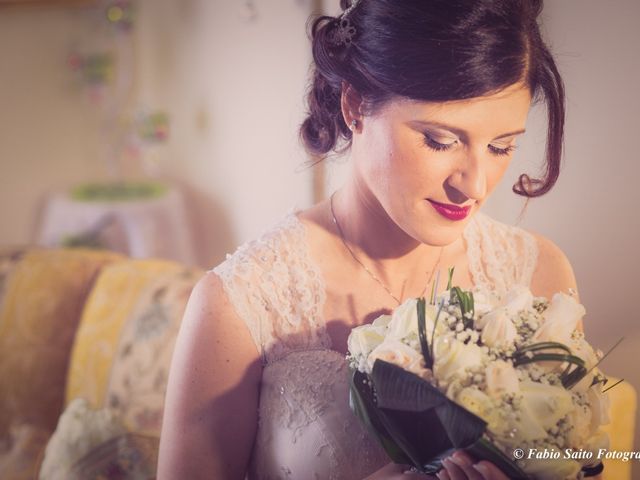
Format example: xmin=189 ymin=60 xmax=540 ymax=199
xmin=329 ymin=192 xmax=444 ymax=306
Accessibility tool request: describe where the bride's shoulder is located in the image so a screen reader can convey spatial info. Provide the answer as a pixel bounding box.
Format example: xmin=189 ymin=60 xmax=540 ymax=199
xmin=212 ymin=209 xmax=305 ymax=275
xmin=526 ymin=229 xmax=578 ymax=301
xmin=469 ymin=212 xmax=577 ymax=299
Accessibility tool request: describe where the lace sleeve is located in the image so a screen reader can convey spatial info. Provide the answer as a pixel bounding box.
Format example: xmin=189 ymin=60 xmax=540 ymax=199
xmin=210 ymin=212 xmax=330 ymax=365
xmin=463 ymin=212 xmax=539 ymax=295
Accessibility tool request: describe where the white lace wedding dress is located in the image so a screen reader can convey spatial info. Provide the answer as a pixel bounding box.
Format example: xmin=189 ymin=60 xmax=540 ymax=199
xmin=211 ymin=210 xmax=538 ymax=480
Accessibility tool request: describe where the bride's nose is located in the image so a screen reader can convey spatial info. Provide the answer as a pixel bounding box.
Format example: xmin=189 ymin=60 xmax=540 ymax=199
xmin=446 ymin=149 xmax=488 ymax=202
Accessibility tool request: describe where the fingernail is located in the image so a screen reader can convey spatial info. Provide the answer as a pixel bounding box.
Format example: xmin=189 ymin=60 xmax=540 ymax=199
xmin=451 ymin=451 xmax=472 ymax=466
xmin=473 ymin=463 xmax=490 ymax=479
xmin=436 ymin=470 xmax=450 ymax=480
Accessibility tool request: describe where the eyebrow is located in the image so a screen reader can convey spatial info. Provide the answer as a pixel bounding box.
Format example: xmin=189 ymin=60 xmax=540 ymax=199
xmin=410 ymin=120 xmax=526 ymax=141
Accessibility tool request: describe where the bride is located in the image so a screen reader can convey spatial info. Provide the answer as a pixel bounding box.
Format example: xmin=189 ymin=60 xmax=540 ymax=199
xmin=158 ymin=1 xmax=592 ymax=479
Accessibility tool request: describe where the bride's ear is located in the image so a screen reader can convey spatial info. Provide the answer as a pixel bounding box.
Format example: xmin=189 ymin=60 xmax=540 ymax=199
xmin=340 ymin=81 xmax=364 ymax=129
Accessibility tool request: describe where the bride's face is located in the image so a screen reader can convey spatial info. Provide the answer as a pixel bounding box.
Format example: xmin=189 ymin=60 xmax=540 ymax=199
xmin=352 ymin=81 xmax=532 ymax=246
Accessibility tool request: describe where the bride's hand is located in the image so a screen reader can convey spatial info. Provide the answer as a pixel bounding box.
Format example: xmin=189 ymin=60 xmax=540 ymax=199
xmin=363 ymin=462 xmax=437 ymax=479
xmin=437 ymin=451 xmax=510 ymax=480
xmin=364 ymin=451 xmax=510 ymax=480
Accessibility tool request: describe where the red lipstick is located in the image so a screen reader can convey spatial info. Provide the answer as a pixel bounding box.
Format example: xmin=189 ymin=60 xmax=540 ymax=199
xmin=428 ymin=200 xmax=472 ymax=221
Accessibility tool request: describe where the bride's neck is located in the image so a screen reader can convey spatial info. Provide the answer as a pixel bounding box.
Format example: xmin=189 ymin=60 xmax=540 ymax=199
xmin=332 ymin=182 xmax=447 ymax=281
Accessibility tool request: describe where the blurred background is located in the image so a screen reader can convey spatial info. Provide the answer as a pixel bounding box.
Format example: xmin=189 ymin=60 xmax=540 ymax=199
xmin=0 ymin=0 xmax=639 ymax=459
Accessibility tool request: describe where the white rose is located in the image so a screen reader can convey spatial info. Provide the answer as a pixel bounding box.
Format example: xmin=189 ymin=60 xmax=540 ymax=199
xmin=519 ymin=458 xmax=581 ymax=480
xmin=348 ymin=323 xmax=386 ymax=364
xmin=510 ymin=399 xmax=548 ymax=443
xmin=533 ymin=292 xmax=585 ymax=344
xmin=501 ymin=285 xmax=534 ymax=314
xmin=582 ymin=430 xmax=610 ymax=467
xmin=372 ymin=313 xmax=392 ymax=329
xmin=485 ymin=360 xmax=519 ymax=400
xmin=568 ymin=390 xmax=610 ymax=453
xmin=476 ymin=307 xmax=517 ymax=348
xmin=469 ymin=288 xmax=500 ymax=317
xmin=386 ymin=298 xmax=441 ymax=342
xmin=386 ymin=298 xmax=419 ymax=339
xmin=367 ymin=340 xmax=429 ymax=378
xmin=514 ymin=381 xmax=574 ymax=443
xmin=455 ymin=387 xmax=500 ymax=426
xmin=588 ymin=387 xmax=610 ymax=430
xmin=433 ymin=335 xmax=484 ymax=384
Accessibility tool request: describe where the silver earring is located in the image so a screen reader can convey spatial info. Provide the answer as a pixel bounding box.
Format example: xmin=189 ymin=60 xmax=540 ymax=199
xmin=350 ymin=119 xmax=358 ymax=130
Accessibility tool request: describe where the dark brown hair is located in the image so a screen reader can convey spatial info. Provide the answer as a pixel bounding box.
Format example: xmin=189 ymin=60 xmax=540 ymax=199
xmin=300 ymin=0 xmax=564 ymax=197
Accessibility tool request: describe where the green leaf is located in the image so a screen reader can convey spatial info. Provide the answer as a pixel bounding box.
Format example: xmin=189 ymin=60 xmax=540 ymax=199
xmin=370 ymin=360 xmax=487 ymax=472
xmin=417 ymin=298 xmax=433 ymax=369
xmin=430 ymin=299 xmax=445 ymax=364
xmin=513 ymin=352 xmax=585 ymax=368
xmin=450 ymin=287 xmax=475 ymax=329
xmin=513 ymin=342 xmax=589 ymax=388
xmin=512 ymin=351 xmax=587 ymax=389
xmin=349 ymin=368 xmax=412 ymax=464
xmin=562 ymin=366 xmax=589 ymax=389
xmin=579 ymin=337 xmax=624 ymax=387
xmin=446 ymin=267 xmax=455 ymax=290
xmin=515 ymin=342 xmax=573 ymax=356
xmin=602 ymin=378 xmax=625 ymax=393
xmin=429 ymin=270 xmax=440 ymax=305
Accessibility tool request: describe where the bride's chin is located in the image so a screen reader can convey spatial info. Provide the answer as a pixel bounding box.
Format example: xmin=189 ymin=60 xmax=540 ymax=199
xmin=413 ymin=221 xmax=470 ymax=248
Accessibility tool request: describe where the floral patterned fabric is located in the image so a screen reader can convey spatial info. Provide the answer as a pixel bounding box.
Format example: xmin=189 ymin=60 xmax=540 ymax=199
xmin=39 ymin=398 xmax=158 ymax=480
xmin=65 ymin=259 xmax=202 ymax=435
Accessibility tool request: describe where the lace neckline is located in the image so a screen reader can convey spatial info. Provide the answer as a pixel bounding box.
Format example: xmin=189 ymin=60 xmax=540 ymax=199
xmin=288 ymin=209 xmax=482 ymax=352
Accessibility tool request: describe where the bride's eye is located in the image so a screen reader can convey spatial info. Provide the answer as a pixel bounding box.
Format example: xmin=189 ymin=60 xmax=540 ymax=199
xmin=488 ymin=143 xmax=517 ymax=156
xmin=423 ymin=133 xmax=457 ymax=152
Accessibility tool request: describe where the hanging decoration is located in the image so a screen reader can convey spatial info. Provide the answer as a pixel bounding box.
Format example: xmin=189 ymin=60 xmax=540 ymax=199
xmin=66 ymin=0 xmax=169 ymax=180
xmin=136 ymin=111 xmax=170 ymax=143
xmin=105 ymin=0 xmax=136 ymax=31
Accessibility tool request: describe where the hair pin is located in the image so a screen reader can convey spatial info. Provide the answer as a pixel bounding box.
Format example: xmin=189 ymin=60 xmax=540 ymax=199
xmin=329 ymin=0 xmax=362 ymax=48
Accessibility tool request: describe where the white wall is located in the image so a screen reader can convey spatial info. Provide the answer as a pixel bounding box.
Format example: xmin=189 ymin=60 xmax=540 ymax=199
xmin=0 ymin=6 xmax=106 ymax=245
xmin=133 ymin=0 xmax=315 ymax=266
xmin=0 ymin=0 xmax=315 ymax=267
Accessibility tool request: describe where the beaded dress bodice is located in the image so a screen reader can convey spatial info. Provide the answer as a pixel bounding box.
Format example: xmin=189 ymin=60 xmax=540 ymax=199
xmin=211 ymin=210 xmax=538 ymax=480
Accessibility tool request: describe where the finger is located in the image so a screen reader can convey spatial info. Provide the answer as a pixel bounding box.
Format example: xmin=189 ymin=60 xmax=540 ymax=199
xmin=447 ymin=452 xmax=485 ymax=480
xmin=441 ymin=458 xmax=469 ymax=480
xmin=436 ymin=467 xmax=451 ymax=480
xmin=399 ymin=466 xmax=438 ymax=479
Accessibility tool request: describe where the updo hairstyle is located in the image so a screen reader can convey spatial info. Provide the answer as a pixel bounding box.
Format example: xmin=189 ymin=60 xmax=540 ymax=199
xmin=300 ymin=0 xmax=565 ymax=197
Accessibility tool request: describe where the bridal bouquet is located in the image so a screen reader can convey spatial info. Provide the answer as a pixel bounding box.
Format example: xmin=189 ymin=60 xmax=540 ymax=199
xmin=347 ymin=276 xmax=612 ymax=479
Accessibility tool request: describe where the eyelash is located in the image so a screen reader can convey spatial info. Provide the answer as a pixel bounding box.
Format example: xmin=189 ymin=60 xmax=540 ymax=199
xmin=488 ymin=144 xmax=517 ymax=156
xmin=423 ymin=135 xmax=453 ymax=152
xmin=423 ymin=135 xmax=517 ymax=157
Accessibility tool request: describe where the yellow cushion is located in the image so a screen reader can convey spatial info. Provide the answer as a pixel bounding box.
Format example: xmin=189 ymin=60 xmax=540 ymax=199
xmin=601 ymin=379 xmax=637 ymax=480
xmin=0 ymin=248 xmax=122 ymax=435
xmin=65 ymin=258 xmax=203 ymax=436
xmin=0 ymin=247 xmax=28 ymax=309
